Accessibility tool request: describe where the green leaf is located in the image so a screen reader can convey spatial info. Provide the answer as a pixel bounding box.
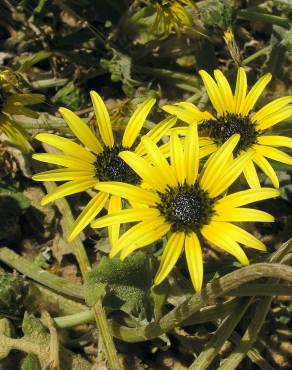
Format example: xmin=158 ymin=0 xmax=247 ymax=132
xmin=21 ymin=354 xmax=42 ymax=370
xmin=0 ymin=313 xmax=91 ymax=369
xmin=101 ymin=48 xmax=140 ymax=95
xmin=17 ymin=51 xmax=52 ymax=73
xmin=84 ymin=252 xmax=153 ymax=315
xmin=51 ymin=81 xmax=87 ymax=110
xmin=0 ymin=273 xmax=29 ymax=317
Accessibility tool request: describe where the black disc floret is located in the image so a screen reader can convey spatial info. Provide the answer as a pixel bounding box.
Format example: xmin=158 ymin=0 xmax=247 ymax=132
xmin=95 ymin=145 xmax=140 ymax=184
xmin=157 ymin=183 xmax=215 ymax=233
xmin=200 ymin=113 xmax=259 ymax=156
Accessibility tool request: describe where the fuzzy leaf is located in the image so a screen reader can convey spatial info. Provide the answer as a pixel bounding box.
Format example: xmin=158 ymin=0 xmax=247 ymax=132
xmin=84 ymin=252 xmax=153 ymax=315
xmin=0 ymin=313 xmax=91 ymax=369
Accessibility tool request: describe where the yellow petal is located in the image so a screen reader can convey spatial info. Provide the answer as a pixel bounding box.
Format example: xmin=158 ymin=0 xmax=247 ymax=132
xmin=185 ymin=124 xmax=199 ymax=185
xmin=68 ymin=192 xmax=108 ymax=242
xmin=234 ymin=67 xmax=247 ymax=114
xmin=177 ymin=102 xmax=215 ymax=121
xmin=154 ymin=232 xmax=185 ymax=285
xmin=253 ymin=153 xmax=279 ymax=188
xmin=199 ymin=70 xmax=224 ymax=115
xmin=162 ymin=103 xmax=214 ymax=124
xmin=185 ymin=232 xmax=203 ymax=292
xmin=217 ymin=222 xmax=266 ymax=251
xmin=200 ymin=134 xmax=240 ymax=192
xmin=241 ymin=73 xmax=272 ymax=116
xmin=107 ymin=195 xmax=122 ymax=248
xmin=243 ymin=159 xmax=261 ymax=188
xmin=110 ymin=216 xmax=168 ymax=257
xmin=32 ymin=153 xmax=93 ymax=170
xmin=120 ymin=221 xmax=170 ymax=260
xmin=252 ymin=96 xmax=292 ymax=123
xmin=201 ymin=223 xmax=249 ymax=265
xmin=122 ymin=98 xmax=156 ymax=148
xmin=91 ymin=208 xmax=160 ymax=228
xmin=140 ymin=137 xmax=177 ymax=186
xmin=257 ymin=135 xmax=292 ymax=149
xmin=199 ymin=144 xmax=217 ymax=159
xmin=214 ymin=69 xmax=235 ymax=113
xmin=90 ymin=91 xmax=114 ymax=147
xmin=41 ymin=179 xmax=97 ymax=206
xmin=35 ymin=133 xmax=96 ymax=163
xmin=32 ymin=168 xmax=95 ymax=182
xmin=94 ymin=181 xmax=160 ymax=205
xmin=170 ymin=133 xmax=186 ymax=184
xmin=119 ymin=151 xmax=167 ymax=191
xmin=213 ymin=207 xmax=274 ymax=222
xmin=215 ymin=188 xmax=280 ymax=209
xmin=256 ymin=106 xmax=292 ymax=130
xmin=135 ymin=116 xmax=177 ymax=155
xmin=59 ymin=107 xmax=102 ymax=154
xmin=255 ymin=145 xmax=292 ymax=166
xmin=209 ymin=150 xmax=255 ymax=198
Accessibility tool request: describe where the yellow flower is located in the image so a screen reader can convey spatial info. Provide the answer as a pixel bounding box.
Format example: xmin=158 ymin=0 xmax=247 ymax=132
xmin=152 ymin=0 xmax=195 ymax=35
xmin=162 ymin=68 xmax=292 ymax=188
xmin=0 ymin=70 xmax=45 ymax=151
xmin=223 ymin=27 xmax=234 ymax=45
xmin=32 ymin=92 xmax=176 ymax=242
xmin=91 ymin=125 xmax=279 ymax=292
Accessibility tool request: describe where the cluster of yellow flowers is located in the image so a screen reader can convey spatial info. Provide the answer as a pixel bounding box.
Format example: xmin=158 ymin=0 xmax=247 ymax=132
xmin=33 ymin=68 xmax=292 ymax=292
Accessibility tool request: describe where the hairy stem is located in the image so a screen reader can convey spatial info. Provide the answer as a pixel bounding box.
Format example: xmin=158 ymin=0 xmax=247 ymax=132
xmin=0 ymin=247 xmax=84 ymax=299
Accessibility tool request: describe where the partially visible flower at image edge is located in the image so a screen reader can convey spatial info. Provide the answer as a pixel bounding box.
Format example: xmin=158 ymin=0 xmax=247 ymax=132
xmin=163 ymin=67 xmax=292 ymax=189
xmin=32 ymin=92 xmax=177 ymax=242
xmin=91 ymin=125 xmax=279 ymax=292
xmin=152 ymin=0 xmax=195 ymax=35
xmin=0 ymin=70 xmax=45 ymax=152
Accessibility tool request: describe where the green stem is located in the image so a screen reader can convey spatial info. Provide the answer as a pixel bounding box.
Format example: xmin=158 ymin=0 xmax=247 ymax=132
xmin=14 ymin=114 xmax=69 ymax=131
xmin=54 ymin=309 xmax=94 ymax=328
xmin=40 ymin=149 xmax=120 ymax=369
xmin=30 ymin=78 xmax=69 ymax=89
xmin=43 ymin=180 xmax=91 ymax=277
xmin=189 ymin=298 xmax=252 ymax=370
xmin=54 ymin=298 xmax=239 ymax=329
xmin=110 ymin=262 xmax=292 ymax=342
xmin=0 ymin=247 xmax=84 ymax=299
xmin=237 ymin=10 xmax=290 ymax=28
xmin=53 ymin=281 xmax=292 ymax=330
xmin=135 ymin=65 xmax=201 ymax=92
xmin=229 ymin=331 xmax=274 ymax=370
xmin=29 ymin=283 xmax=86 ymax=315
xmin=218 ymin=296 xmax=273 ymax=370
xmin=227 ymin=283 xmax=292 ymax=296
xmin=94 ymin=302 xmax=121 ymax=370
xmin=242 ymin=46 xmax=271 ymax=66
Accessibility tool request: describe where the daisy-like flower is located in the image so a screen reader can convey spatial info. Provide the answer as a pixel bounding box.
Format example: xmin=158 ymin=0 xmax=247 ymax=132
xmin=152 ymin=0 xmax=195 ymax=35
xmin=32 ymin=92 xmax=177 ymax=242
xmin=162 ymin=68 xmax=292 ymax=189
xmin=91 ymin=125 xmax=279 ymax=292
xmin=0 ymin=70 xmax=45 ymax=151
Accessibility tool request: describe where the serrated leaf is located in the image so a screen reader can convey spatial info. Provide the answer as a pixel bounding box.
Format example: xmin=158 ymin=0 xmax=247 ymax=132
xmin=51 ymin=81 xmax=87 ymax=110
xmin=0 ymin=313 xmax=91 ymax=369
xmin=84 ymin=252 xmax=153 ymax=315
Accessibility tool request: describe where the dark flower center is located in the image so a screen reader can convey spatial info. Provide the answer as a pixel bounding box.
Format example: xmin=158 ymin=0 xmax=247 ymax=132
xmin=200 ymin=113 xmax=259 ymax=156
xmin=157 ymin=183 xmax=215 ymax=233
xmin=95 ymin=145 xmax=140 ymax=184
